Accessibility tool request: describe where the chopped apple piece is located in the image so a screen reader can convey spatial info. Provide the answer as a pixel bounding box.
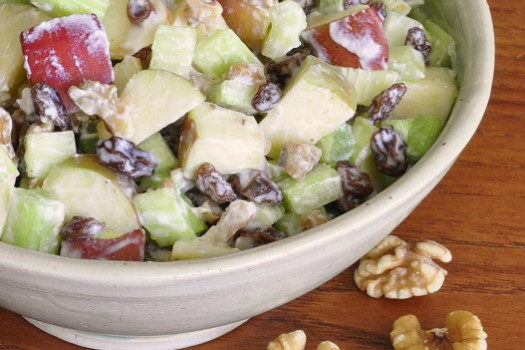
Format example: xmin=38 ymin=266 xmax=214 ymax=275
xmin=121 ymin=69 xmax=205 ymax=144
xmin=150 ymin=25 xmax=197 ymax=80
xmin=0 ymin=146 xmax=19 ymax=237
xmin=216 ymin=0 xmax=271 ymax=52
xmin=20 ymin=13 xmax=113 ymax=111
xmin=390 ymin=67 xmax=458 ymax=123
xmin=388 ymin=45 xmax=426 ymax=81
xmin=301 ymin=5 xmax=389 ymax=70
xmin=382 ymin=10 xmax=424 ymax=47
xmin=1 ymin=188 xmax=65 ymax=254
xmin=0 ymin=3 xmax=50 ymax=96
xmin=259 ymin=56 xmax=357 ymax=159
xmin=102 ymin=0 xmax=173 ymax=60
xmin=113 ymin=55 xmax=142 ymax=94
xmin=337 ymin=67 xmax=399 ymax=106
xmin=179 ymin=102 xmax=270 ymax=178
xmin=41 ymin=155 xmax=141 ymax=234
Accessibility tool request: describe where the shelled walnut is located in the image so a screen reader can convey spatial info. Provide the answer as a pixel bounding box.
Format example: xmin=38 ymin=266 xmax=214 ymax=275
xmin=267 ymin=330 xmax=341 ymax=350
xmin=391 ymin=311 xmax=487 ymax=350
xmin=354 ymin=235 xmax=452 ymax=299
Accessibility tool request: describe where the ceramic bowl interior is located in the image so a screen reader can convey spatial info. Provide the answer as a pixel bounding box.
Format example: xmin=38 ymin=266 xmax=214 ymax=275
xmin=0 ymin=0 xmax=494 ymax=348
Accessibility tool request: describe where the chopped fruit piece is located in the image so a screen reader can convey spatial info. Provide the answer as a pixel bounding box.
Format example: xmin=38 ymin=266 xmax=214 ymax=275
xmin=41 ymin=155 xmax=141 ymax=234
xmin=388 ymin=45 xmax=426 ymax=81
xmin=0 ymin=3 xmax=50 ymax=96
xmin=302 ymin=5 xmax=389 ymax=70
xmin=20 ymin=13 xmax=113 ymax=111
xmin=382 ymin=10 xmax=423 ymax=47
xmin=29 ymin=0 xmax=110 ymax=20
xmin=0 ymin=146 xmax=19 ymax=237
xmin=113 ymin=55 xmax=142 ymax=94
xmin=60 ymin=226 xmax=146 ymax=261
xmin=179 ymin=102 xmax=270 ymax=178
xmin=216 ymin=0 xmax=271 ymax=52
xmin=1 ymin=188 xmax=65 ymax=254
xmin=259 ymin=56 xmax=357 ymax=158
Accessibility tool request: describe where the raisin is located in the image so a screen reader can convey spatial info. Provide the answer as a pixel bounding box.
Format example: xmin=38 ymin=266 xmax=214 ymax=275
xmin=368 ymin=83 xmax=407 ymax=124
xmin=251 ymin=82 xmax=282 ymax=113
xmin=232 ymin=227 xmax=286 ymax=248
xmin=31 ymin=82 xmax=69 ymax=131
xmin=405 ymin=27 xmax=432 ymax=65
xmin=336 ymin=160 xmax=373 ymax=198
xmin=60 ymin=216 xmax=105 ymax=240
xmin=127 ymin=0 xmax=154 ymax=25
xmin=267 ymin=52 xmax=307 ymax=87
xmin=343 ymin=0 xmax=370 ymax=10
xmin=337 ymin=195 xmax=365 ymax=213
xmin=370 ymin=125 xmax=408 ymax=176
xmin=195 ymin=162 xmax=237 ymax=204
xmin=232 ymin=169 xmax=283 ymax=206
xmin=96 ymin=136 xmax=158 ymax=180
xmin=370 ymin=1 xmax=386 ymax=21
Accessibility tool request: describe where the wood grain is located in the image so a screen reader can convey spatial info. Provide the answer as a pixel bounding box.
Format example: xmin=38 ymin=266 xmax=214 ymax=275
xmin=1 ymin=0 xmax=524 ymax=348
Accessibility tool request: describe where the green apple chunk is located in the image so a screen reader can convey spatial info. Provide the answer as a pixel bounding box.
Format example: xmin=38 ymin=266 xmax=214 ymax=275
xmin=150 ymin=25 xmax=196 ymax=80
xmin=179 ymin=102 xmax=270 ymax=178
xmin=0 ymin=146 xmax=19 ymax=236
xmin=1 ymin=188 xmax=64 ymax=254
xmin=388 ymin=45 xmax=426 ymax=81
xmin=113 ymin=55 xmax=142 ymax=94
xmin=193 ymin=28 xmax=262 ymax=79
xmin=30 ymin=0 xmax=110 ymax=19
xmin=0 ymin=4 xmax=50 ymax=95
xmin=121 ymin=69 xmax=205 ymax=144
xmin=390 ymin=67 xmax=458 ymax=123
xmin=133 ymin=186 xmax=207 ymax=247
xmin=337 ymin=67 xmax=399 ymax=106
xmin=41 ymin=155 xmax=141 ymax=234
xmin=278 ymin=163 xmax=343 ymax=215
xmin=24 ymin=131 xmax=77 ymax=179
xmin=138 ymin=132 xmax=178 ymax=173
xmin=383 ymin=11 xmax=424 ymax=47
xmin=260 ymin=56 xmax=357 ymax=159
xmin=103 ymin=0 xmax=172 ymax=60
xmin=261 ymin=0 xmax=307 ymax=62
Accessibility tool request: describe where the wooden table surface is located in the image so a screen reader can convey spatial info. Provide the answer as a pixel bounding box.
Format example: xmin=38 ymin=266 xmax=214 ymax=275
xmin=1 ymin=0 xmax=524 ymax=349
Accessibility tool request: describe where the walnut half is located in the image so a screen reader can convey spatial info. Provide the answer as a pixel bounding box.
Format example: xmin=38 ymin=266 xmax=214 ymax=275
xmin=354 ymin=235 xmax=452 ymax=299
xmin=267 ymin=331 xmax=341 ymax=350
xmin=391 ymin=311 xmax=488 ymax=350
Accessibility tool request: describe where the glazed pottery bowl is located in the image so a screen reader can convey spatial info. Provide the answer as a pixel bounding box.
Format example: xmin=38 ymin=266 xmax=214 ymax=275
xmin=0 ymin=0 xmax=494 ymax=349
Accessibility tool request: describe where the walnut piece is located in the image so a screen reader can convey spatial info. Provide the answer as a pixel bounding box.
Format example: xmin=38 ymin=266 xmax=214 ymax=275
xmin=0 ymin=107 xmax=15 ymax=158
xmin=354 ymin=235 xmax=452 ymax=299
xmin=391 ymin=311 xmax=487 ymax=350
xmin=267 ymin=331 xmax=341 ymax=350
xmin=316 ymin=341 xmax=341 ymax=350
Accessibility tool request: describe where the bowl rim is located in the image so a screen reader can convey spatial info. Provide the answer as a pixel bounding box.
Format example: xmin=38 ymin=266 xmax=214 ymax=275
xmin=0 ymin=0 xmax=495 ymax=285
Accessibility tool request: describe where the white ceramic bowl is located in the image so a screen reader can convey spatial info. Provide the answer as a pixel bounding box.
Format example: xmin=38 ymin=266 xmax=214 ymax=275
xmin=0 ymin=0 xmax=494 ymax=349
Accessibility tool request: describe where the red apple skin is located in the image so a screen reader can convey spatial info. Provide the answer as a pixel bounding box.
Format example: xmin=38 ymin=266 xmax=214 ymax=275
xmin=216 ymin=0 xmax=270 ymax=52
xmin=60 ymin=229 xmax=146 ymax=261
xmin=303 ymin=7 xmax=388 ymax=70
xmin=20 ymin=13 xmax=113 ymax=111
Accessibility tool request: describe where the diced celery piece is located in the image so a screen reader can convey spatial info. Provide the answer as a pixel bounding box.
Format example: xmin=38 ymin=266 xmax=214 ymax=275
xmin=390 ymin=67 xmax=457 ymax=123
xmin=193 ymin=29 xmax=261 ymax=79
xmin=388 ymin=45 xmax=426 ymax=81
xmin=273 ymin=212 xmax=303 ymax=236
xmin=423 ymin=19 xmax=456 ymax=67
xmin=381 ymin=118 xmax=413 ymax=141
xmin=376 ymin=0 xmax=411 ymax=16
xmin=0 ymin=146 xmax=19 ymax=236
xmin=358 ymin=155 xmax=397 ymax=191
xmin=383 ymin=11 xmax=424 ymax=47
xmin=113 ymin=55 xmax=142 ymax=94
xmin=138 ymin=132 xmax=178 ymax=173
xmin=150 ymin=25 xmax=196 ymax=80
xmin=245 ymin=204 xmax=285 ymax=230
xmin=24 ymin=131 xmax=76 ymax=179
xmin=337 ymin=67 xmax=399 ymax=106
xmin=318 ymin=0 xmax=343 ymax=15
xmin=316 ymin=123 xmax=356 ymax=167
xmin=406 ymin=115 xmax=443 ymax=162
xmin=262 ymin=0 xmax=306 ymax=62
xmin=1 ymin=188 xmax=64 ymax=254
xmin=404 ymin=0 xmax=424 ymax=8
xmin=138 ymin=170 xmax=170 ymax=192
xmin=133 ymin=187 xmax=207 ymax=247
xmin=207 ymin=80 xmax=258 ymax=115
xmin=171 ymin=239 xmax=239 ymax=260
xmin=78 ymin=120 xmax=99 ymax=154
xmin=349 ymin=116 xmax=379 ymax=168
xmin=278 ymin=163 xmax=343 ymax=215
xmin=30 ymin=0 xmax=110 ymax=20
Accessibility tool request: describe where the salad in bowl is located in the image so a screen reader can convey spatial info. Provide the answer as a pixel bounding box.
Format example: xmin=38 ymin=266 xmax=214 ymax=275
xmin=0 ymin=0 xmax=458 ymax=262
